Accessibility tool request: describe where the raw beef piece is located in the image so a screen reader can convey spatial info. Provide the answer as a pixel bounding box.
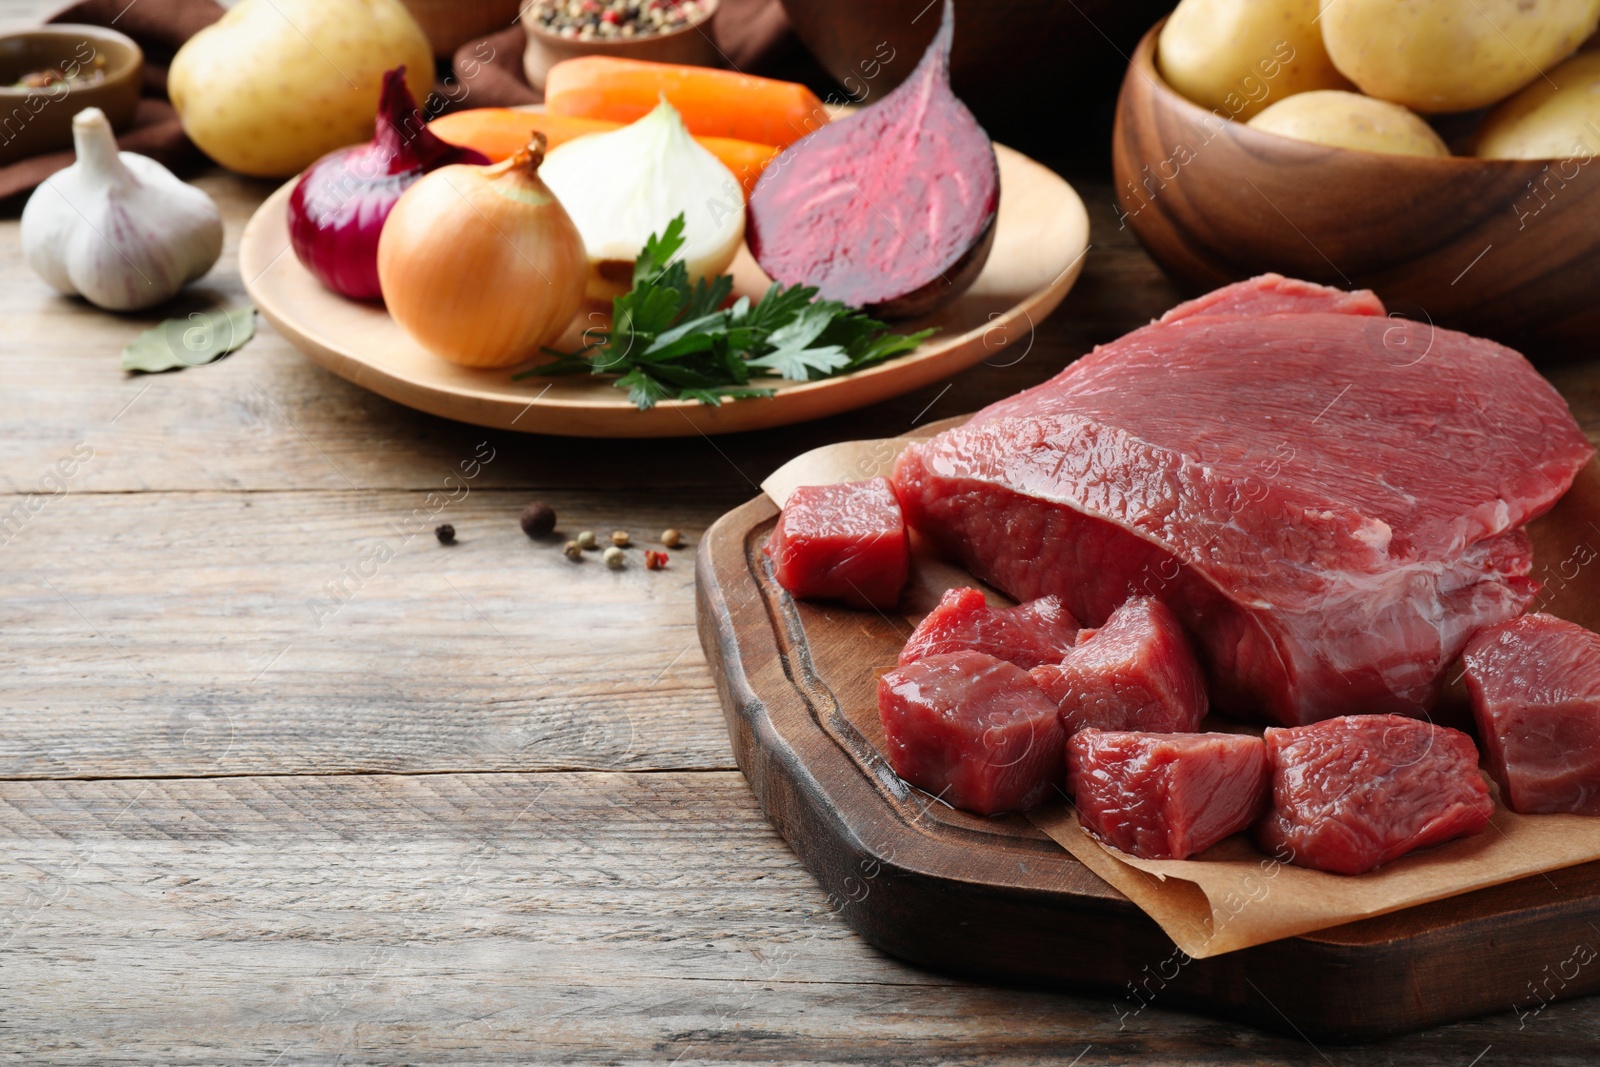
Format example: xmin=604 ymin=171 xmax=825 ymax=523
xmin=1030 ymin=597 xmax=1208 ymax=736
xmin=1068 ymin=729 xmax=1269 ymax=860
xmin=877 ymin=650 xmax=1065 ymax=815
xmin=899 ymin=586 xmax=1080 ymax=669
xmin=1256 ymin=715 xmax=1494 ymax=874
xmin=1158 ymin=271 xmax=1385 ymax=323
xmin=1463 ymin=613 xmax=1600 ymax=815
xmin=893 ymin=275 xmax=1594 ymax=726
xmin=768 ymin=477 xmax=908 ymax=609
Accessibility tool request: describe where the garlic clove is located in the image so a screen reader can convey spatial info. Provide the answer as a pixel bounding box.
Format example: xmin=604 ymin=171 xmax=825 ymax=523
xmin=21 ymin=108 xmax=223 ymax=312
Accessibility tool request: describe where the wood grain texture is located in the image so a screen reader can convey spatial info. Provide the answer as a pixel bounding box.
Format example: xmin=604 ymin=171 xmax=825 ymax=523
xmin=1113 ymin=22 xmax=1600 ymax=355
xmin=4 ymin=771 xmax=1598 ymax=1066
xmin=0 ymin=0 xmax=1597 ymax=1053
xmin=2 ymin=487 xmax=739 ymax=778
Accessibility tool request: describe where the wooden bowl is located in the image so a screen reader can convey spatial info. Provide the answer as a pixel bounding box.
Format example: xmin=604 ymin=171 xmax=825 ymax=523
xmin=400 ymin=0 xmax=523 ymax=57
xmin=0 ymin=25 xmax=142 ymax=166
xmin=780 ymin=0 xmax=1173 ymax=146
xmin=521 ymin=1 xmax=720 ymax=92
xmin=1113 ymin=20 xmax=1600 ymax=356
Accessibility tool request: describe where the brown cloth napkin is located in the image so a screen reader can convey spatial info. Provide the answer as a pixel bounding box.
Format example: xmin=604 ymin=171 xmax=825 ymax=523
xmin=1 ymin=0 xmax=797 ymax=201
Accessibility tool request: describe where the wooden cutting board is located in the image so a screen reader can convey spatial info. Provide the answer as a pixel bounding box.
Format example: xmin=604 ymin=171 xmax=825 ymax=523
xmin=694 ymin=442 xmax=1600 ymax=1042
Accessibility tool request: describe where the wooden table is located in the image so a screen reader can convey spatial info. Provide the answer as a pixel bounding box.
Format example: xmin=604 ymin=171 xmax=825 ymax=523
xmin=4 ymin=6 xmax=1599 ymax=1063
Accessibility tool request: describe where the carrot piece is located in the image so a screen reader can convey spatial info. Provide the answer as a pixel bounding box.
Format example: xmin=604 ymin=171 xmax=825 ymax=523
xmin=429 ymin=108 xmax=783 ymax=197
xmin=543 ymin=56 xmax=828 ymax=148
xmin=427 ymin=109 xmax=617 ymax=161
xmin=697 ymin=135 xmax=783 ymax=197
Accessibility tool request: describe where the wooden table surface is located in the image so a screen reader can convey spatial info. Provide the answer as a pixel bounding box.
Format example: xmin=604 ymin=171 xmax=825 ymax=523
xmin=5 ymin=4 xmax=1600 ymax=1063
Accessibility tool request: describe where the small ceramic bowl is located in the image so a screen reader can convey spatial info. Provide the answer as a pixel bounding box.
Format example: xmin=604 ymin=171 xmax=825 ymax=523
xmin=1112 ymin=19 xmax=1600 ymax=356
xmin=521 ymin=0 xmax=720 ymax=91
xmin=0 ymin=25 xmax=142 ymax=166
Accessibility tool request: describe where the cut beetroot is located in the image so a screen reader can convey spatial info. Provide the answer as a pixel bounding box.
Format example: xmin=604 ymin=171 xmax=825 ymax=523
xmin=877 ymin=650 xmax=1065 ymax=815
xmin=1256 ymin=715 xmax=1494 ymax=875
xmin=899 ymin=587 xmax=1080 ymax=669
xmin=745 ymin=0 xmax=999 ymax=318
xmin=1068 ymin=730 xmax=1270 ymax=860
xmin=766 ymin=477 xmax=909 ymax=609
xmin=1464 ymin=613 xmax=1600 ymax=815
xmin=1030 ymin=598 xmax=1208 ymax=737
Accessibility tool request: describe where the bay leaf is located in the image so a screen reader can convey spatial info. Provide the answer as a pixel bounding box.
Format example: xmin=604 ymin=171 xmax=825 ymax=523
xmin=122 ymin=307 xmax=256 ymax=373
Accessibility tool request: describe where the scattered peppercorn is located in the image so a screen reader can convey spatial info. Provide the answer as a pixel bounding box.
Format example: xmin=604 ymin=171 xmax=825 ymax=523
xmin=661 ymin=528 xmax=683 ymax=549
xmin=603 ymin=545 xmax=626 ymax=569
xmin=563 ymin=539 xmax=583 ymax=561
xmin=610 ymin=529 xmax=631 ymax=547
xmin=577 ymin=530 xmax=598 ymax=550
xmin=644 ymin=550 xmax=669 ymax=570
xmin=520 ymin=501 xmax=557 ymax=539
xmin=435 ymin=523 xmax=456 ymax=545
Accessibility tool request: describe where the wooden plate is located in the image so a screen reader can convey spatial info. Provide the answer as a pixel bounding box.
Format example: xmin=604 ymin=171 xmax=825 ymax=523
xmin=238 ymin=143 xmax=1088 ymax=438
xmin=694 ymin=429 xmax=1600 ymax=1041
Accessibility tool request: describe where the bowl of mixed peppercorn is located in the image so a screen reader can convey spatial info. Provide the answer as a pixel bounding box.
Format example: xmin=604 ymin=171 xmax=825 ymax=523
xmin=521 ymin=0 xmax=720 ymax=89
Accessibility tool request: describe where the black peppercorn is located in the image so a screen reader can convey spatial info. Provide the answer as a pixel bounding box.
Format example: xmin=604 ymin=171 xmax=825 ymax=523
xmin=435 ymin=523 xmax=456 ymax=545
xmin=520 ymin=501 xmax=557 ymax=539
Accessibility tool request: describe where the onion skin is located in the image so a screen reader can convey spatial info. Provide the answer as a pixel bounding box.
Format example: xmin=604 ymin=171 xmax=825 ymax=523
xmin=378 ymin=135 xmax=587 ymax=369
xmin=287 ymin=66 xmax=487 ymax=301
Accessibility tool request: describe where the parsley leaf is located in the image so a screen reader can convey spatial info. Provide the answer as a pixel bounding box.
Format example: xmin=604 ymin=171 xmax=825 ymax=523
xmin=514 ymin=214 xmax=936 ymax=409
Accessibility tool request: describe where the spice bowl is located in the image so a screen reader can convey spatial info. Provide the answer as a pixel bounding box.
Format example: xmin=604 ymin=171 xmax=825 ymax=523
xmin=1113 ymin=18 xmax=1600 ymax=356
xmin=0 ymin=24 xmax=143 ymax=165
xmin=521 ymin=0 xmax=720 ymax=91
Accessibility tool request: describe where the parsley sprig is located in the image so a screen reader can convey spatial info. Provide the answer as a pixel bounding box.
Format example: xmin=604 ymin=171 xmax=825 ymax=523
xmin=515 ymin=215 xmax=935 ymax=410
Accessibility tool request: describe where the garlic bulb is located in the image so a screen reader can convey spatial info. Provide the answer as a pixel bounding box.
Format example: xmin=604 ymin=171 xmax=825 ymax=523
xmin=22 ymin=108 xmax=224 ymax=311
xmin=539 ymin=98 xmax=744 ymax=301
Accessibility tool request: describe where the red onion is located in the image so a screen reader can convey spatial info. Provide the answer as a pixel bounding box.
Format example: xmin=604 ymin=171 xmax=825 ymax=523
xmin=287 ymin=67 xmax=488 ymax=301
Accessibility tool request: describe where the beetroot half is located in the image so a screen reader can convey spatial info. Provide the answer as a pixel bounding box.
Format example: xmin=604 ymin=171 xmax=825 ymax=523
xmin=745 ymin=0 xmax=999 ymax=319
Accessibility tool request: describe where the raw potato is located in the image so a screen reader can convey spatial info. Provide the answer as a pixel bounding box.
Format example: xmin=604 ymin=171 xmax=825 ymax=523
xmin=1477 ymin=52 xmax=1600 ymax=159
xmin=1320 ymin=0 xmax=1600 ymax=114
xmin=1158 ymin=0 xmax=1351 ymax=121
xmin=169 ymin=0 xmax=433 ymax=177
xmin=1247 ymin=91 xmax=1450 ymax=157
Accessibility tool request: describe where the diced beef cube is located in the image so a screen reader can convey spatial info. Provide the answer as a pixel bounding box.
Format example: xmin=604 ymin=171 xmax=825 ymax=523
xmin=1067 ymin=730 xmax=1269 ymax=860
xmin=767 ymin=477 xmax=909 ymax=609
xmin=1464 ymin=613 xmax=1600 ymax=815
xmin=1256 ymin=715 xmax=1494 ymax=875
xmin=1030 ymin=597 xmax=1208 ymax=735
xmin=899 ymin=586 xmax=1080 ymax=669
xmin=877 ymin=650 xmax=1065 ymax=815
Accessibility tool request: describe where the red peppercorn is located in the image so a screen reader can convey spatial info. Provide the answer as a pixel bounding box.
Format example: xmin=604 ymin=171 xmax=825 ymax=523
xmin=644 ymin=550 xmax=669 ymax=571
xmin=601 ymin=9 xmax=621 ymax=23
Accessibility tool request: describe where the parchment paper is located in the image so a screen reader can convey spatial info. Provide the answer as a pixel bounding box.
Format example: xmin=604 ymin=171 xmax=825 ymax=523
xmin=1028 ymin=802 xmax=1600 ymax=959
xmin=762 ymin=435 xmax=1600 ymax=959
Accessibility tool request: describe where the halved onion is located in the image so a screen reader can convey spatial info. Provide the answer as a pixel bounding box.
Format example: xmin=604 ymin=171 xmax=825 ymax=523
xmin=540 ymin=99 xmax=745 ymax=300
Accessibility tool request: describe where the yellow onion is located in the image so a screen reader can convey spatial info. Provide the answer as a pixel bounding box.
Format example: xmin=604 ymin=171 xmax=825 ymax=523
xmin=378 ymin=134 xmax=586 ymax=368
